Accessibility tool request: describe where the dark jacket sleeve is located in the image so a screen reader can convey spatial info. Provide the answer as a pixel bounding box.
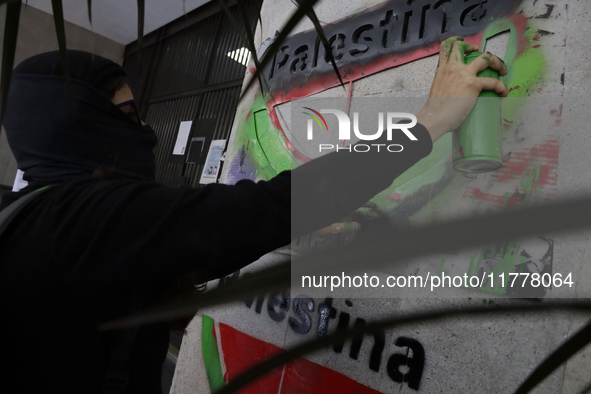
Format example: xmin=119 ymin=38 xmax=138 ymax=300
xmin=291 ymin=123 xmax=433 ymax=237
xmin=42 ymin=124 xmax=432 ymax=289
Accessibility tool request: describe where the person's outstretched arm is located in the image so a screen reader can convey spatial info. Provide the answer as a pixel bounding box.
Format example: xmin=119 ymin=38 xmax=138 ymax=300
xmin=36 ymin=37 xmax=507 ymax=288
xmin=291 ymin=36 xmax=508 ymax=237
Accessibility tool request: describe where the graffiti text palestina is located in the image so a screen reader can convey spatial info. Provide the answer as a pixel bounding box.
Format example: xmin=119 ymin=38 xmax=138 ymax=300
xmin=264 ymin=0 xmax=520 ymax=94
xmin=219 ymin=271 xmax=426 ymax=391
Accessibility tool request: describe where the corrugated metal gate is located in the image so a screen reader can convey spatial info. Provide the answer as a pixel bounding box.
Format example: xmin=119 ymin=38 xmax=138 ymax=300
xmin=123 ymin=0 xmax=261 ymax=188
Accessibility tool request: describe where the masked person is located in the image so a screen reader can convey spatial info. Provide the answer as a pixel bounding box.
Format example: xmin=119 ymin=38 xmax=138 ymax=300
xmin=0 ymin=37 xmax=507 ymax=394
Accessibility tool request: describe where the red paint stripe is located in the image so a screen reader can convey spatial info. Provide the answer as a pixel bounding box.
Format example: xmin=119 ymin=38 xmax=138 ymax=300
xmin=464 ymin=187 xmax=520 ymax=208
xmin=493 ymin=139 xmax=559 ymax=186
xmin=219 ymin=324 xmax=283 ymax=394
xmin=218 ymin=324 xmax=384 ymax=394
xmin=267 ymin=106 xmax=312 ymax=163
xmin=463 ymin=138 xmax=560 ymax=208
xmin=281 ymin=357 xmax=383 ymax=394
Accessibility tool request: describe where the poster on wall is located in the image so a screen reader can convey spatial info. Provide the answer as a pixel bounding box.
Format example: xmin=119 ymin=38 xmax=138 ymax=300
xmin=172 ymin=121 xmax=193 ymax=155
xmin=199 ymin=139 xmax=226 ymax=184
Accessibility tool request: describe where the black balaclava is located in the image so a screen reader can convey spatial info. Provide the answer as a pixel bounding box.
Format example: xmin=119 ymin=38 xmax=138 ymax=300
xmin=4 ymin=50 xmax=158 ymax=185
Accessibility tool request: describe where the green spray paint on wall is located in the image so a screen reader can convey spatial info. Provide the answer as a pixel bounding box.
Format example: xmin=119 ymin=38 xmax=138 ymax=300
xmin=419 ymin=17 xmax=551 ymax=295
xmin=230 ymin=14 xmax=548 ymax=234
xmin=201 ymin=315 xmax=225 ymax=392
xmin=462 ymin=149 xmax=545 ymax=295
xmin=481 ymin=18 xmax=547 ymax=128
xmin=365 ymin=17 xmax=548 ymax=220
xmin=253 ymin=109 xmax=292 ymax=175
xmin=229 ymin=93 xmax=291 ymax=181
xmin=521 ymin=157 xmax=542 ymax=204
xmin=370 ymin=134 xmax=452 ymax=213
xmin=219 ymin=3 xmax=556 ymax=302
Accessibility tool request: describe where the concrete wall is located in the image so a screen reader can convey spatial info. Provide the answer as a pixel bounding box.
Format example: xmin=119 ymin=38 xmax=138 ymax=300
xmin=0 ymin=5 xmax=124 ymax=187
xmin=172 ymin=0 xmax=591 ymax=393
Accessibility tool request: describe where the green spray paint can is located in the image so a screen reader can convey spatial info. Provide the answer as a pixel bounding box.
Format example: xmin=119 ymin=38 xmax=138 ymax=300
xmin=452 ymin=51 xmax=503 ymax=173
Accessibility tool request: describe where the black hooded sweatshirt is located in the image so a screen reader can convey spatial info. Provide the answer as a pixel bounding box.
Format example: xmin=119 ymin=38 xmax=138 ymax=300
xmin=0 ymin=51 xmax=433 ymax=393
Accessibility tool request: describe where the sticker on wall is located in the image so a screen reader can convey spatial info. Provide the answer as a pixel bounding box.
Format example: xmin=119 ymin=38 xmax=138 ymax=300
xmin=12 ymin=169 xmax=28 ymax=192
xmin=200 ymin=139 xmax=226 ymax=184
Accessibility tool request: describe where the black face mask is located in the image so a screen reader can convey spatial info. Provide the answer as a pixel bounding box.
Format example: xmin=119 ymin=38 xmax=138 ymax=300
xmin=115 ymin=99 xmax=142 ymax=126
xmin=4 ymin=51 xmax=158 ymax=184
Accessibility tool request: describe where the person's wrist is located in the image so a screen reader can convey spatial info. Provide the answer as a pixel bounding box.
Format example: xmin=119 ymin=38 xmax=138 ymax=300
xmin=416 ymin=108 xmax=448 ymax=143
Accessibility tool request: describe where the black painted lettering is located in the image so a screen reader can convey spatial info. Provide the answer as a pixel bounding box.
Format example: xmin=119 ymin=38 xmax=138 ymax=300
xmin=269 ymin=44 xmax=290 ymax=81
xmin=347 ymin=318 xmax=386 ymax=372
xmin=326 ymin=33 xmax=346 ymax=62
xmin=401 ymin=11 xmax=413 ymax=44
xmin=419 ymin=5 xmax=430 ymax=39
xmin=333 ymin=311 xmax=350 ymax=353
xmin=349 ymin=318 xmax=366 ymax=360
xmin=268 ymin=51 xmax=276 ymax=80
xmin=379 ymin=10 xmax=398 ymax=49
xmin=434 ymin=0 xmax=452 ymax=34
xmin=317 ymin=297 xmax=337 ymax=337
xmin=242 ymin=272 xmax=265 ymax=313
xmin=245 ymin=295 xmax=265 ymax=314
xmin=370 ymin=328 xmax=386 ymax=372
xmin=386 ymin=337 xmax=425 ymax=391
xmin=288 ymin=297 xmax=315 ymax=334
xmin=350 ymin=24 xmax=374 ymax=56
xmin=461 ymin=0 xmax=489 ymax=27
xmin=267 ymin=291 xmax=290 ymax=322
xmin=277 ymin=45 xmax=290 ymax=67
xmin=312 ymin=35 xmax=322 ymax=68
xmin=290 ymin=45 xmax=309 ymax=72
xmin=263 ymin=0 xmax=517 ymax=100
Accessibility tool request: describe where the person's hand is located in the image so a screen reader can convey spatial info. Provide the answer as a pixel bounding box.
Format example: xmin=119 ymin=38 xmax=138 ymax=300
xmin=313 ymin=202 xmax=376 ymax=235
xmin=416 ymin=36 xmax=509 ymax=143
